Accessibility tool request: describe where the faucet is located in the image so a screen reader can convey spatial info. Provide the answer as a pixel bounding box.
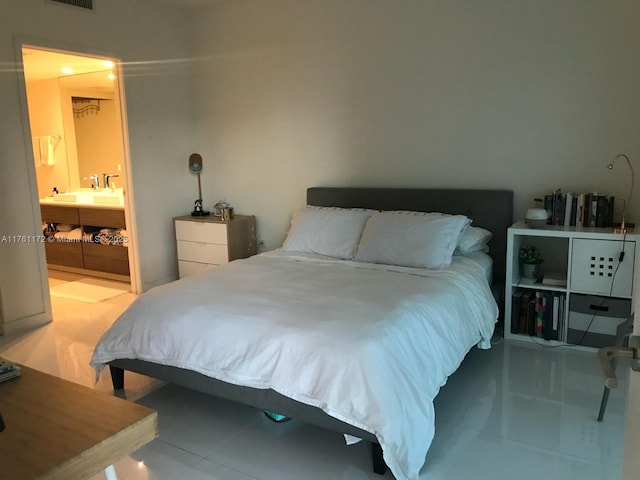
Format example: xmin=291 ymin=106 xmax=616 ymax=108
xmin=103 ymin=174 xmax=120 ymax=191
xmin=84 ymin=174 xmax=100 ymax=190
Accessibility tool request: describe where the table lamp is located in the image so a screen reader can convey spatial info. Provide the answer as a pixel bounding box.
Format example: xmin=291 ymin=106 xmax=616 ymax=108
xmin=607 ymin=153 xmax=634 ymax=233
xmin=189 ymin=153 xmax=210 ymax=216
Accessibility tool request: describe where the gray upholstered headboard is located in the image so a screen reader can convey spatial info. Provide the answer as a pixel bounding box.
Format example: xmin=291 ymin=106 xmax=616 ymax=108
xmin=307 ymin=187 xmax=514 ymax=284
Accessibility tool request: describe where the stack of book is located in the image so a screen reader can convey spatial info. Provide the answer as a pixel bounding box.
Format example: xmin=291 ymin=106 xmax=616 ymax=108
xmin=0 ymin=358 xmax=21 ymax=382
xmin=543 ymin=189 xmax=615 ymax=228
xmin=511 ymin=289 xmax=566 ymax=341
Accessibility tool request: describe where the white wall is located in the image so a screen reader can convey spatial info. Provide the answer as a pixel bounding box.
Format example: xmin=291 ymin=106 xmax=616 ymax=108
xmin=0 ymin=0 xmax=197 ymax=329
xmin=192 ymin=0 xmax=640 ymax=250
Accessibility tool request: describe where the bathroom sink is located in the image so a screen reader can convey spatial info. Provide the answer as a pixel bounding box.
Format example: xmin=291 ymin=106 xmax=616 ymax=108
xmin=92 ymin=194 xmax=124 ymax=205
xmin=51 ymin=193 xmax=77 ymax=202
xmin=49 ymin=189 xmax=124 ymax=206
xmin=52 ymin=192 xmax=94 ymax=203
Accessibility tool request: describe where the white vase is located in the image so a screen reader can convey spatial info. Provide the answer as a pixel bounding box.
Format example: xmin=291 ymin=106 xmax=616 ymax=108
xmin=522 ymin=263 xmax=539 ymax=279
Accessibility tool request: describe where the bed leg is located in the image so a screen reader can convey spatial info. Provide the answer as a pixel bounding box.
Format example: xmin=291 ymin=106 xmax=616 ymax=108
xmin=109 ymin=366 xmax=125 ymax=390
xmin=371 ymin=442 xmax=387 ymax=475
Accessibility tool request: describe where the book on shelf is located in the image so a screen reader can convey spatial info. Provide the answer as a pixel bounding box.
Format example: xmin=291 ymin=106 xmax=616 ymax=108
xmin=595 ymin=195 xmax=608 ymax=227
xmin=558 ymin=295 xmax=565 ymax=342
xmin=553 ymin=189 xmax=564 ymax=225
xmin=539 ymin=272 xmax=567 ymax=287
xmin=583 ymin=193 xmax=591 ymax=226
xmin=563 ymin=192 xmax=573 ymax=227
xmin=539 ymin=189 xmax=617 ymax=229
xmin=607 ymin=196 xmax=615 ymax=228
xmin=515 ymin=291 xmax=535 ymax=335
xmin=576 ymin=193 xmax=584 ymax=227
xmin=511 ymin=289 xmax=523 ymax=333
xmin=510 ymin=290 xmax=565 ymax=341
xmin=534 ymin=291 xmax=545 ymax=338
xmin=569 ymin=195 xmax=578 ymax=226
xmin=544 ymin=194 xmax=553 ymax=225
xmin=552 ymin=295 xmax=560 ymax=340
xmin=590 ymin=194 xmax=598 ymax=227
xmin=542 ymin=291 xmax=554 ymax=340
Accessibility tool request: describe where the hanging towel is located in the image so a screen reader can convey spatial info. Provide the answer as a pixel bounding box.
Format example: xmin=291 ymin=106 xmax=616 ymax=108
xmin=37 ymin=136 xmax=55 ymax=166
xmin=32 ymin=137 xmax=41 ymax=167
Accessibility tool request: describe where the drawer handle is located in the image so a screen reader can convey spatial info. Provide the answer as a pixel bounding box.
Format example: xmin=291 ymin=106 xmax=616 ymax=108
xmin=589 ymin=304 xmax=609 ymax=312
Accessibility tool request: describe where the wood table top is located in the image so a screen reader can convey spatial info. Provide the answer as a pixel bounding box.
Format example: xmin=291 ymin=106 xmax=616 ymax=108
xmin=0 ymin=365 xmax=157 ymax=480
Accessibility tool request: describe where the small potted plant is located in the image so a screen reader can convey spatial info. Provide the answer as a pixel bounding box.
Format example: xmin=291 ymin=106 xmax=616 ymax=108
xmin=519 ymin=244 xmax=543 ymax=279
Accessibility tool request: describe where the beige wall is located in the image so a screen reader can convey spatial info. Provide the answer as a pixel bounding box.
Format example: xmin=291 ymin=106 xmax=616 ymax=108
xmin=192 ymin=0 xmax=640 ymax=251
xmin=190 ymin=7 xmax=640 ymax=475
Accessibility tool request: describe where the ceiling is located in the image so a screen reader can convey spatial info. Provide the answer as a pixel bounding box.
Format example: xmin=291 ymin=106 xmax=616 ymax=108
xmin=22 ymin=47 xmax=115 ymax=91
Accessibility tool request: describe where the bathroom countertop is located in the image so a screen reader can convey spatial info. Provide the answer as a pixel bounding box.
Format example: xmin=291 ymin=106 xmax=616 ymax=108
xmin=40 ymin=198 xmax=125 ymax=209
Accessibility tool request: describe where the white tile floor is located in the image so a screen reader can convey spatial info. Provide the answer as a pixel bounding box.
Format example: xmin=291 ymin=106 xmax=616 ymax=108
xmin=0 ymin=271 xmax=629 ymax=480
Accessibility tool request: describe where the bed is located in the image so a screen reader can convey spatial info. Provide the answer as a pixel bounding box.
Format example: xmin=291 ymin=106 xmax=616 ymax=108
xmin=91 ymin=187 xmax=513 ymax=480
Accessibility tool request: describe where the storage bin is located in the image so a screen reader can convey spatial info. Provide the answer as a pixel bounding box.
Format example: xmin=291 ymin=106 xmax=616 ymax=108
xmin=567 ymin=293 xmax=631 ymax=348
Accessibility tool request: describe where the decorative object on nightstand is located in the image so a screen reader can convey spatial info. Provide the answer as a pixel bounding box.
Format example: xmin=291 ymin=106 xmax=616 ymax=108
xmin=525 ymin=197 xmax=548 ymax=228
xmin=213 ymin=201 xmax=234 ymax=221
xmin=607 ymin=153 xmax=634 ymax=233
xmin=189 ymin=153 xmax=210 ymax=217
xmin=525 ymin=204 xmax=549 ymax=229
xmin=519 ymin=244 xmax=543 ymax=279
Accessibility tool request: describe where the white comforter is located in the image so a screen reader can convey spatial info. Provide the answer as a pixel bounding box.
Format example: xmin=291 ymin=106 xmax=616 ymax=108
xmin=91 ymin=251 xmax=497 ymax=480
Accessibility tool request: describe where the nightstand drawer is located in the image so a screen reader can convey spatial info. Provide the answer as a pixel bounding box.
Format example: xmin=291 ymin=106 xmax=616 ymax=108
xmin=175 ymin=220 xmax=227 ymax=244
xmin=176 ymin=240 xmax=228 ymax=264
xmin=178 ymin=260 xmax=215 ymax=278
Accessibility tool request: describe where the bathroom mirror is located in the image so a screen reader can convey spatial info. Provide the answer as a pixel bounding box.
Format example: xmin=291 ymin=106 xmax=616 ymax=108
xmin=58 ymin=71 xmax=125 ymax=190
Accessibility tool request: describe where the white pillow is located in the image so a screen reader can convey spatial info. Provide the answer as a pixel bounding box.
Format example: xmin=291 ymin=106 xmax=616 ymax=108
xmin=354 ymin=212 xmax=471 ymax=268
xmin=282 ymin=206 xmax=374 ymax=259
xmin=455 ymin=226 xmax=493 ymax=255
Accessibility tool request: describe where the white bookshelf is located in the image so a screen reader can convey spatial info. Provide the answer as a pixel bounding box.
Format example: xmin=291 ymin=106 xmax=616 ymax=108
xmin=505 ymin=222 xmax=637 ymax=348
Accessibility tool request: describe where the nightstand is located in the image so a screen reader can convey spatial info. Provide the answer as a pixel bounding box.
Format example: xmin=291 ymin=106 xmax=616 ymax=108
xmin=174 ymin=215 xmax=257 ymax=278
xmin=505 ymin=222 xmax=637 ymax=348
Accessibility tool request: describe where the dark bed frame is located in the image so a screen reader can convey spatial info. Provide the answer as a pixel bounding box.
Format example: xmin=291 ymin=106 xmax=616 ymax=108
xmin=108 ymin=187 xmax=513 ymax=475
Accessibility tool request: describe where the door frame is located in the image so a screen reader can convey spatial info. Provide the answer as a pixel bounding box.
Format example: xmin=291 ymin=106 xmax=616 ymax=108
xmin=15 ymin=37 xmax=141 ymax=297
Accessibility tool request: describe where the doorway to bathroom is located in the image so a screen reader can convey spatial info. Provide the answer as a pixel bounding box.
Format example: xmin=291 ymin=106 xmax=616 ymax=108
xmin=20 ymin=44 xmax=139 ymax=302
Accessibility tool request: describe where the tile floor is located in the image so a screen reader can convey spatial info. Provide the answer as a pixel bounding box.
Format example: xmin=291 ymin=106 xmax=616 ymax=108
xmin=0 ymin=271 xmax=630 ymax=480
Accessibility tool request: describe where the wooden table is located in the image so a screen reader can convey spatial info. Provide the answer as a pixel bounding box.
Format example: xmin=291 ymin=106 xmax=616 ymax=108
xmin=0 ymin=365 xmax=157 ymax=480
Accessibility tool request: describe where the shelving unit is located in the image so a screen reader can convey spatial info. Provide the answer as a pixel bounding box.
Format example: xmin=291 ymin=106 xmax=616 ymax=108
xmin=505 ymin=222 xmax=637 ymax=349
